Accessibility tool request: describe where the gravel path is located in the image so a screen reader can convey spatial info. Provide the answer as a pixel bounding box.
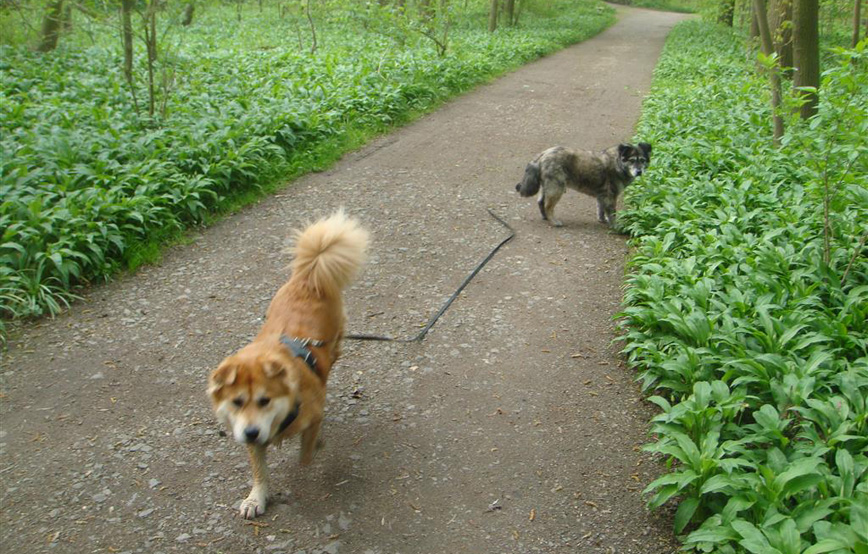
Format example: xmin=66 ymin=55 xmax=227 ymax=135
xmin=1 ymin=6 xmax=687 ymax=553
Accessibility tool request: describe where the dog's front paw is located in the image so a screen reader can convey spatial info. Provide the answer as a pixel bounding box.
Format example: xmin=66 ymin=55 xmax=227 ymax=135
xmin=240 ymin=493 xmax=266 ymax=519
xmin=550 ymin=219 xmax=564 ymax=227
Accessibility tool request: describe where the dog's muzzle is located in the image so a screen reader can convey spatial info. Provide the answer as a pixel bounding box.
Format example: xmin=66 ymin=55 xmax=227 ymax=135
xmin=244 ymin=426 xmax=261 ymax=443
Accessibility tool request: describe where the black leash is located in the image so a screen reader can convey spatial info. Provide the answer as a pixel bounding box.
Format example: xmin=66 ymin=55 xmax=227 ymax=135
xmin=346 ymin=209 xmax=515 ymax=343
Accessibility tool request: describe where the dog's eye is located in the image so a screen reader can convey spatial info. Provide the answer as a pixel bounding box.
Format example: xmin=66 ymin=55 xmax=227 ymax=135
xmin=258 ymin=397 xmax=271 ymax=407
xmin=232 ymin=397 xmax=244 ymax=408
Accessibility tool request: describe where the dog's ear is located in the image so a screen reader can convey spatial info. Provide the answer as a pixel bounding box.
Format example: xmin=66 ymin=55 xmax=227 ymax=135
xmin=618 ymin=143 xmax=632 ymax=159
xmin=208 ymin=362 xmax=237 ymax=397
xmin=263 ymin=359 xmax=287 ymax=379
xmin=638 ymin=142 xmax=652 ymax=160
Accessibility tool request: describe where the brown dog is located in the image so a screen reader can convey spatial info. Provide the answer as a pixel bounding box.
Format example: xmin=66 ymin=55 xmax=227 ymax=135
xmin=208 ymin=210 xmax=368 ymax=519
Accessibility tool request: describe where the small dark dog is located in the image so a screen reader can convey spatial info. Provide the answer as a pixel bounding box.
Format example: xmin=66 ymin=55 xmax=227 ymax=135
xmin=515 ymin=142 xmax=651 ymax=227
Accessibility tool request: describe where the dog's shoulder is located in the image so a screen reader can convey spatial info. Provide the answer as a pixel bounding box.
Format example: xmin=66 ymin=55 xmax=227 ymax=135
xmin=598 ymin=145 xmax=623 ymax=163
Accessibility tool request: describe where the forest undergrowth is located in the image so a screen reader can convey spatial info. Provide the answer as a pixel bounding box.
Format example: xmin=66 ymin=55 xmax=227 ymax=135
xmin=620 ymin=19 xmax=867 ymax=553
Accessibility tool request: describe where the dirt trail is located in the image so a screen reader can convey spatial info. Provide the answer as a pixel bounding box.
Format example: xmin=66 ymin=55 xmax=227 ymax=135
xmin=1 ymin=6 xmax=687 ymax=553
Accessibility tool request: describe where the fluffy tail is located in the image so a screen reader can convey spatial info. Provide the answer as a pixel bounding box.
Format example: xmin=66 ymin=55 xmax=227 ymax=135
xmin=515 ymin=161 xmax=541 ymax=197
xmin=290 ymin=210 xmax=369 ymax=297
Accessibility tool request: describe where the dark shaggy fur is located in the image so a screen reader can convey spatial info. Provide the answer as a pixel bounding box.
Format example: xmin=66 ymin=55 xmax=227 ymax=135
xmin=515 ymin=142 xmax=651 ymax=227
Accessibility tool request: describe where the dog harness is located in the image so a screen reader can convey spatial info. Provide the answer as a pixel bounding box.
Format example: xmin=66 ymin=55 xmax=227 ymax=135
xmin=276 ymin=403 xmax=300 ymax=436
xmin=279 ymin=335 xmax=325 ymax=374
xmin=273 ymin=335 xmax=327 ymax=437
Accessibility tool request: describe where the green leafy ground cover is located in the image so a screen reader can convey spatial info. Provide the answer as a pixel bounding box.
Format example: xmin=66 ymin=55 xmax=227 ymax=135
xmin=0 ymin=0 xmax=614 ymax=324
xmin=620 ymin=20 xmax=867 ymax=553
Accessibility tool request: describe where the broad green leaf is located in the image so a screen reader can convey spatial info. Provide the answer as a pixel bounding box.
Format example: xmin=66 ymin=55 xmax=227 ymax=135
xmin=731 ymin=519 xmax=780 ymax=554
xmin=778 ymin=518 xmax=802 ymax=554
xmin=793 ymin=500 xmax=836 ymax=533
xmin=684 ymin=524 xmax=739 ymax=544
xmin=774 ymin=458 xmax=823 ymax=493
xmin=852 ymin=497 xmax=868 ymax=541
xmin=754 ymin=404 xmax=782 ymax=432
xmin=701 ymin=474 xmax=737 ymax=495
xmin=835 ymin=449 xmax=855 ymax=497
xmin=803 ymin=539 xmax=855 ymax=554
xmin=674 ymin=496 xmax=700 ymax=533
xmin=781 ymin=473 xmax=825 ymax=498
xmin=647 ymin=395 xmax=672 ymax=412
xmin=722 ymin=495 xmax=756 ymax=524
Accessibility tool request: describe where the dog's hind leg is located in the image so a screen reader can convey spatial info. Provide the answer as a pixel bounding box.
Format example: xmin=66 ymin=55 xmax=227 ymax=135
xmin=299 ymin=418 xmax=323 ymax=466
xmin=240 ymin=444 xmax=270 ymax=519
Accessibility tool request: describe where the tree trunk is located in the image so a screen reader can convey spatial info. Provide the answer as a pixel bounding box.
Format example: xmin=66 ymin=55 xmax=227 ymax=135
xmin=769 ymin=0 xmax=792 ymax=69
xmin=62 ymin=2 xmax=72 ymax=31
xmin=753 ymin=0 xmax=785 ymax=144
xmin=719 ymin=0 xmax=735 ymax=25
xmin=750 ymin=8 xmax=759 ymax=38
xmin=143 ymin=0 xmax=158 ymax=117
xmin=793 ymin=0 xmax=819 ymax=119
xmin=147 ymin=1 xmax=157 ymax=63
xmin=854 ymin=0 xmax=862 ymax=47
xmin=488 ymin=0 xmax=498 ymax=32
xmin=305 ymin=0 xmax=317 ymax=54
xmin=122 ymin=0 xmax=134 ymax=83
xmin=37 ymin=0 xmax=64 ymax=52
xmin=182 ymin=2 xmax=194 ymax=25
xmin=505 ymin=0 xmax=515 ymax=26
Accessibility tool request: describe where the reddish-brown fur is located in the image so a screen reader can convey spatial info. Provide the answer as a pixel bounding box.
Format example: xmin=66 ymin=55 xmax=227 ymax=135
xmin=208 ymin=210 xmax=368 ymax=519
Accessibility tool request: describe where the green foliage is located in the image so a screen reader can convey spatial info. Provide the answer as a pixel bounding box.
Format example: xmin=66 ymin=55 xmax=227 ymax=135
xmin=0 ymin=0 xmax=615 ymax=321
xmin=620 ymin=21 xmax=868 ymax=552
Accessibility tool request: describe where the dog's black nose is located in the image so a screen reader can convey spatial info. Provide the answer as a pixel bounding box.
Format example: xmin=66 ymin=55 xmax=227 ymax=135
xmin=244 ymin=427 xmax=260 ymax=442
